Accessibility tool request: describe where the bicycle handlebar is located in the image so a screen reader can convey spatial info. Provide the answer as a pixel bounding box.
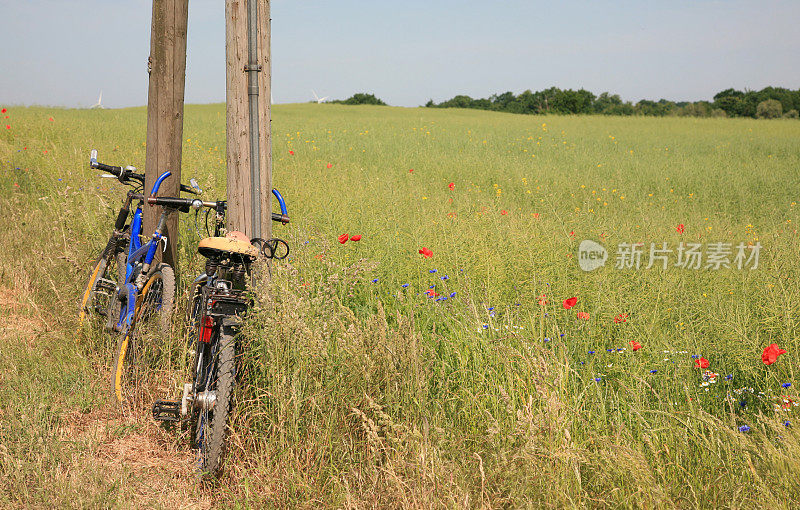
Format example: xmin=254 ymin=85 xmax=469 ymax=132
xmin=146 ymin=196 xmax=290 ymax=224
xmin=89 ymin=149 xmax=199 ymax=194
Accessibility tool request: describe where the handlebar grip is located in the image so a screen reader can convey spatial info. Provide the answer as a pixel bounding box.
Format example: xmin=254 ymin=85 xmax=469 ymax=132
xmin=271 ymin=213 xmax=290 ymax=224
xmin=95 ymin=162 xmax=123 ymax=176
xmin=147 ymin=196 xmax=193 ymax=213
xmin=180 ymin=183 xmax=199 ymax=195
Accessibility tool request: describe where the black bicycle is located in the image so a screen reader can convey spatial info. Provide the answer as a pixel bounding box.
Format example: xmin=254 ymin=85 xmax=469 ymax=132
xmin=151 ymin=190 xmax=289 ymax=477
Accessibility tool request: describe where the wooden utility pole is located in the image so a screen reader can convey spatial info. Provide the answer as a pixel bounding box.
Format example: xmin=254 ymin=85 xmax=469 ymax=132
xmin=144 ymin=0 xmax=189 ymax=268
xmin=225 ymin=0 xmax=272 ymax=239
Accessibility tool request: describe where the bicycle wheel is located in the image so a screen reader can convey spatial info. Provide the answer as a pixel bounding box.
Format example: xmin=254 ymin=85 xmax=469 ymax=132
xmin=134 ymin=263 xmax=176 ymax=336
xmin=111 ymin=264 xmax=175 ymax=403
xmin=79 ymin=247 xmax=126 ymax=324
xmin=193 ymin=324 xmax=236 ymax=477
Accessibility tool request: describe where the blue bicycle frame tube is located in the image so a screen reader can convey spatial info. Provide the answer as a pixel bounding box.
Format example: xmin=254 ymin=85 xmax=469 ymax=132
xmin=272 ymin=188 xmax=288 ymax=215
xmin=126 ymin=207 xmax=143 ymax=282
xmin=116 ymin=283 xmax=138 ymax=329
xmin=150 ymin=171 xmax=171 ymax=196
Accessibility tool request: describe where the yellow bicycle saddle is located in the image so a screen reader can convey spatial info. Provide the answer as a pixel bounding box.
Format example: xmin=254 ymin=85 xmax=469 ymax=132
xmin=198 ymin=231 xmax=259 ymax=258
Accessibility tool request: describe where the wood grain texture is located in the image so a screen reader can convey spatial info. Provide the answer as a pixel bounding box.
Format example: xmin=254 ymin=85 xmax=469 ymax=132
xmin=144 ymin=0 xmax=188 ymax=269
xmin=225 ymin=0 xmax=272 ymax=239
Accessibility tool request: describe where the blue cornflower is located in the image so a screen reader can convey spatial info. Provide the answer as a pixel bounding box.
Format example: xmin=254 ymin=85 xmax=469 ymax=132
xmin=371 ymin=279 xmax=378 ymax=283
xmin=650 ymin=369 xmax=658 ymax=374
xmin=482 ymin=324 xmax=489 ymax=329
xmin=441 ymin=275 xmax=449 ymax=280
xmin=607 ymin=348 xmax=613 ymax=352
xmin=617 ymin=348 xmax=623 ymax=352
xmin=782 ymin=383 xmax=792 ymax=389
xmin=725 ymin=374 xmax=733 ymax=380
xmin=740 ymin=400 xmax=747 ymax=408
xmin=594 ymin=377 xmax=601 ymax=382
xmin=785 ymin=421 xmax=791 ymax=427
xmin=57 ymin=178 xmax=62 ymax=182
xmin=489 ymin=311 xmax=495 ymax=317
xmin=429 ymin=285 xmax=436 ymax=289
xmin=560 ymin=333 xmax=565 ymax=337
xmin=401 ymin=283 xmax=409 ymax=288
xmin=450 ymin=292 xmax=456 ymax=298
xmin=739 ymin=425 xmax=751 ymax=433
xmin=488 ymin=307 xmax=494 ymax=311
xmin=544 ymin=338 xmax=550 ymax=342
xmin=429 ymin=269 xmax=437 ymax=273
xmin=588 ymin=351 xmax=595 ymax=354
xmin=691 ymin=354 xmax=699 ymax=359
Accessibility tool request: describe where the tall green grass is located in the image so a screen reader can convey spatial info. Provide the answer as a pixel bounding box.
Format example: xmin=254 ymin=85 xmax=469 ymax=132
xmin=2 ymin=104 xmax=800 ymax=506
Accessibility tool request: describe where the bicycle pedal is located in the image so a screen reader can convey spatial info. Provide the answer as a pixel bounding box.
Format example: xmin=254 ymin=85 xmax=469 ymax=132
xmin=152 ymin=400 xmax=182 ymax=422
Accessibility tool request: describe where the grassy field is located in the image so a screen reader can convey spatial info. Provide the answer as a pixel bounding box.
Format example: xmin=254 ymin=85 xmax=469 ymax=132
xmin=2 ymin=103 xmax=800 ymax=507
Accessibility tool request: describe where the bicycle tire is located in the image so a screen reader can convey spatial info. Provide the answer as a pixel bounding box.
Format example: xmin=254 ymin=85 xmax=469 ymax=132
xmin=111 ymin=264 xmax=175 ymax=403
xmin=194 ymin=324 xmax=236 ymax=477
xmin=79 ymin=247 xmax=126 ymax=324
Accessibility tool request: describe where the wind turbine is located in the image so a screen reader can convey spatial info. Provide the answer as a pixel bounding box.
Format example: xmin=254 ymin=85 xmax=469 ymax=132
xmin=311 ymin=90 xmax=328 ymax=104
xmin=91 ymin=91 xmax=104 ymax=109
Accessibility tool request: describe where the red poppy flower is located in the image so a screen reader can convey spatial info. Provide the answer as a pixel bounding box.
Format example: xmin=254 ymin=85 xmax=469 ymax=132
xmin=694 ymin=357 xmax=710 ymax=369
xmin=1 ymin=108 xmax=6 ymax=114
xmin=338 ymin=233 xmax=348 ymax=244
xmin=425 ymin=289 xmax=439 ymax=298
xmin=289 ymin=150 xmax=295 ymax=155
xmin=448 ymin=182 xmax=455 ymax=191
xmin=533 ymin=213 xmax=539 ymax=219
xmin=350 ymin=235 xmax=361 ymax=242
xmin=614 ymin=313 xmax=629 ymax=324
xmin=419 ymin=247 xmax=433 ymax=258
xmin=48 ymin=117 xmax=53 ymax=121
xmin=762 ymin=343 xmax=787 ymax=365
xmin=326 ymin=163 xmax=332 ymax=169
xmin=537 ymin=294 xmax=547 ymax=306
xmin=629 ymin=340 xmax=642 ymax=351
xmin=408 ymin=168 xmax=414 ymax=173
xmin=569 ymin=230 xmax=575 ymax=237
xmin=4 ymin=125 xmax=9 ymax=130
xmin=577 ymin=311 xmax=590 ymax=320
xmin=501 ymin=210 xmax=508 ymax=215
xmin=677 ymin=224 xmax=685 ymax=234
xmin=563 ymin=297 xmax=577 ymax=309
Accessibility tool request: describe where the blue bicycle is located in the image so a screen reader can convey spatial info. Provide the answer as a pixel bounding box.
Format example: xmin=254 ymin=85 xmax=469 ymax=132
xmin=80 ymin=149 xmax=199 ymax=333
xmin=110 ymin=169 xmax=200 ymax=403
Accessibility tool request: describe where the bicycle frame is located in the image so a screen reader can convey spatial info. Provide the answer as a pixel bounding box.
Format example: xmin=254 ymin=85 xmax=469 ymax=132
xmin=115 ymin=171 xmax=173 ymax=331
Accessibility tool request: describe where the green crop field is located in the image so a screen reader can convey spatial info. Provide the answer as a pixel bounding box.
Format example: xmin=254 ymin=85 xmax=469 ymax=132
xmin=2 ymin=104 xmax=800 ymax=507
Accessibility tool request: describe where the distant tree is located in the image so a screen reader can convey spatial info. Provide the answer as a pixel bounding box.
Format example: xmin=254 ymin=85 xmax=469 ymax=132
xmin=784 ymin=109 xmax=799 ymax=119
xmin=332 ymin=93 xmax=387 ymax=106
xmin=756 ymin=99 xmax=782 ymax=119
xmin=425 ymin=86 xmax=800 ymax=120
xmin=593 ymin=92 xmax=623 ymax=114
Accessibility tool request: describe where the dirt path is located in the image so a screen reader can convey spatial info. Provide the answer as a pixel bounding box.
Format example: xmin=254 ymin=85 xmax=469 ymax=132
xmin=0 ymin=284 xmax=213 ymax=509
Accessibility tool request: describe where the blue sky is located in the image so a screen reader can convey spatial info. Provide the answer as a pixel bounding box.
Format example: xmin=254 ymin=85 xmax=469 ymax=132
xmin=1 ymin=0 xmax=798 ymax=108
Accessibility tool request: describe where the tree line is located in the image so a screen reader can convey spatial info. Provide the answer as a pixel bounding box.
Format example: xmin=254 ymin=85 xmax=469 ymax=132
xmin=423 ymin=87 xmax=800 ymax=119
